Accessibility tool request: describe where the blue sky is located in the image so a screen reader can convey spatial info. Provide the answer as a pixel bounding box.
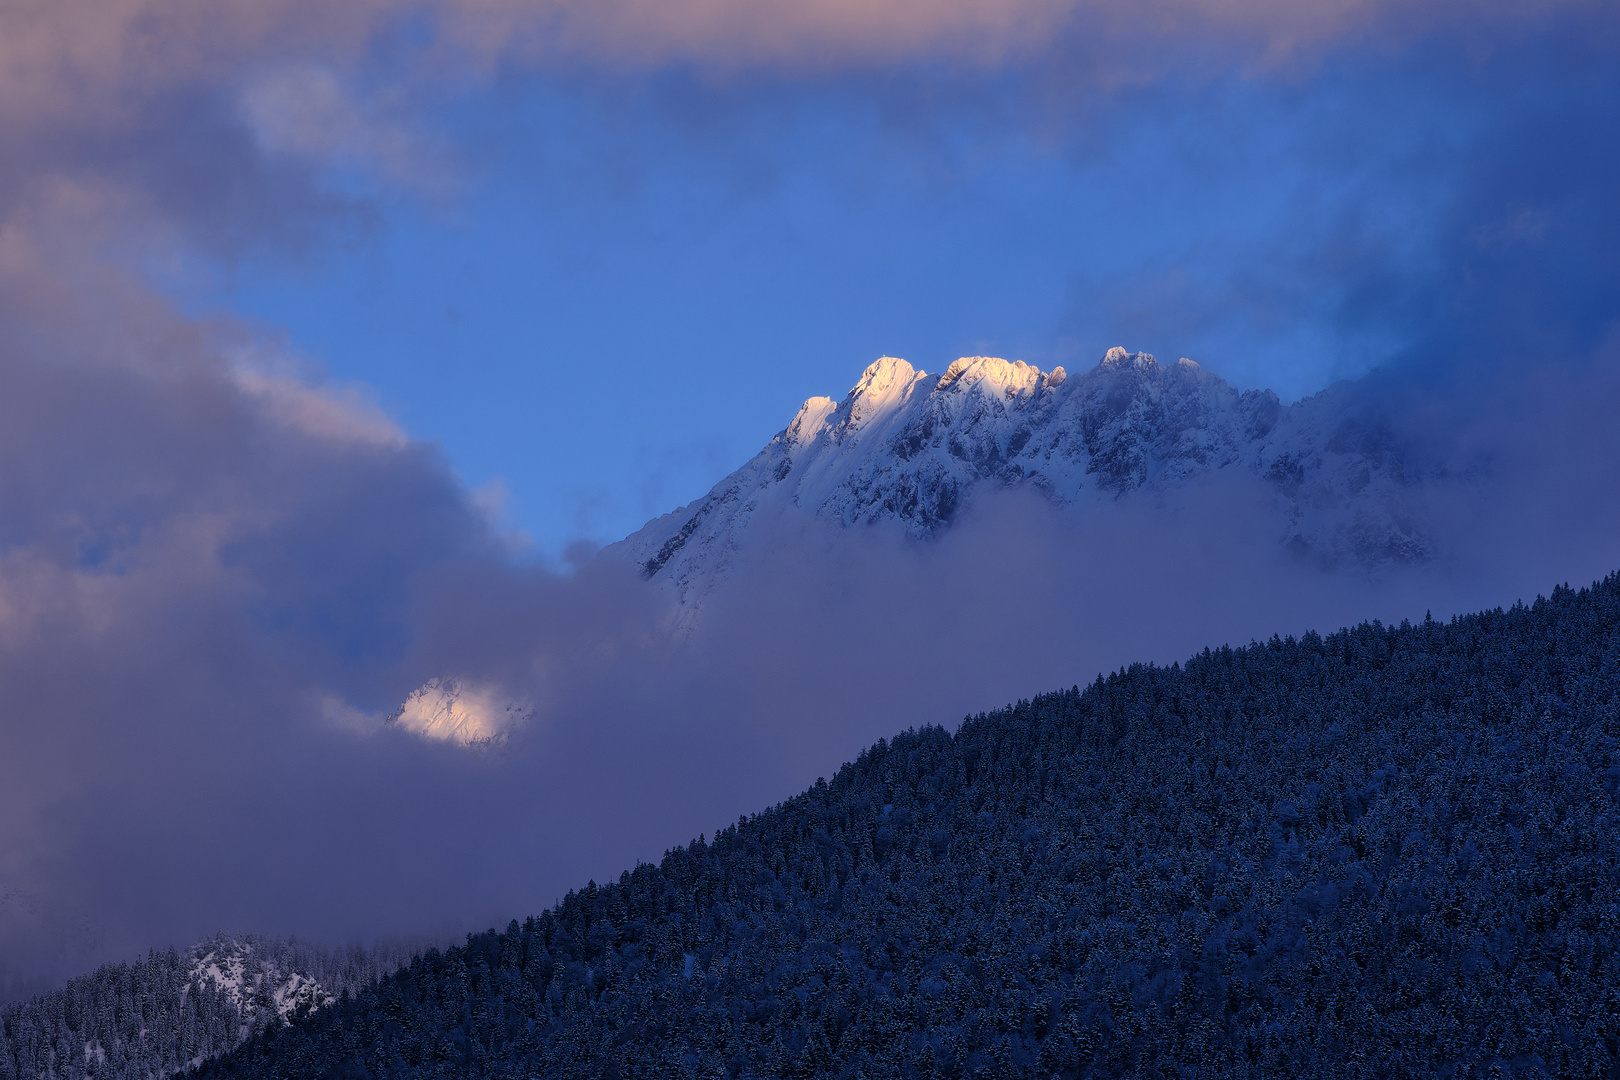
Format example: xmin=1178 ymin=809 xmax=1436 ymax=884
xmin=178 ymin=44 xmax=1515 ymax=557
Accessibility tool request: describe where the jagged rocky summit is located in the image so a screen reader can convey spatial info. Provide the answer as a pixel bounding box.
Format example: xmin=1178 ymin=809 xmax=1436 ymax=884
xmin=615 ymin=349 xmax=1432 ymax=600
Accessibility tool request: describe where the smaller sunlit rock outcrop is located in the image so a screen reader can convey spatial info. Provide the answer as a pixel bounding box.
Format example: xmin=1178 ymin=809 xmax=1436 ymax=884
xmin=385 ymin=678 xmax=532 ymax=747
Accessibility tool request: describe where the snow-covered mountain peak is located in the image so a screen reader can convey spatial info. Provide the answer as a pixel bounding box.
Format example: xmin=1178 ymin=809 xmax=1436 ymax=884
xmin=1099 ymin=345 xmax=1156 ymax=370
xmin=935 ymin=356 xmax=1044 ymax=398
xmin=832 ymin=356 xmax=933 ymax=443
xmin=785 ymin=396 xmax=837 ymax=450
xmin=851 ymin=355 xmax=923 ymax=396
xmin=613 ymin=348 xmax=1432 ymax=600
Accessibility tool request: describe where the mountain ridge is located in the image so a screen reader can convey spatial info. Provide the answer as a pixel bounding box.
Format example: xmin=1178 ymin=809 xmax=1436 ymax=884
xmin=614 ymin=349 xmax=1436 ymax=600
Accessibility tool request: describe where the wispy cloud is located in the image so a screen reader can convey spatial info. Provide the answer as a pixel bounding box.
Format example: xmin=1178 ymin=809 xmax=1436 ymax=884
xmin=0 ymin=0 xmax=1611 ymax=290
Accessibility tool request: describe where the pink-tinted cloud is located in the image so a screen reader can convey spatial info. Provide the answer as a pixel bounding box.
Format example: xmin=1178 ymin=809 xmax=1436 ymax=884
xmin=0 ymin=0 xmax=1611 ymax=283
xmin=0 ymin=0 xmax=1605 ymax=97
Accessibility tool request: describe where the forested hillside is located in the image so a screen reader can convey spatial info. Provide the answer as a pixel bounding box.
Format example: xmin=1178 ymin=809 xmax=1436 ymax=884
xmin=0 ymin=936 xmax=426 ymax=1080
xmin=186 ymin=575 xmax=1620 ymax=1076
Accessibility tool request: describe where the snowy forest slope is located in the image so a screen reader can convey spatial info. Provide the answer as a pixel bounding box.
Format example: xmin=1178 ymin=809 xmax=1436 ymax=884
xmin=0 ymin=936 xmax=427 ymax=1080
xmin=191 ymin=571 xmax=1620 ymax=1078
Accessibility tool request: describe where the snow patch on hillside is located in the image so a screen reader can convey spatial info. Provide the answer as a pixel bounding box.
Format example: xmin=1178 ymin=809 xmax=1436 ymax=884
xmin=187 ymin=938 xmax=334 ymax=1036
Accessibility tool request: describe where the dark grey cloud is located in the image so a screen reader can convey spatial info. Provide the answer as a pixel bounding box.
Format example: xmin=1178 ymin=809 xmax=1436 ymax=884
xmin=2 ymin=0 xmax=1615 ymax=274
xmin=1022 ymin=17 xmax=1619 ymax=399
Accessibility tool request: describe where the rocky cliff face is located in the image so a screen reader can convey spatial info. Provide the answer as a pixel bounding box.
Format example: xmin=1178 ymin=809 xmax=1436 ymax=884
xmin=615 ymin=349 xmax=1436 ymax=600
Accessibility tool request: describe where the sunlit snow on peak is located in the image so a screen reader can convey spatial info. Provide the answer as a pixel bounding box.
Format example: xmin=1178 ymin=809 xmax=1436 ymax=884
xmin=935 ymin=356 xmax=1043 ymax=398
xmin=838 ymin=356 xmax=932 ymax=438
xmin=386 ymin=678 xmax=532 ymax=747
xmin=613 ymin=346 xmax=1437 ymax=603
xmin=786 ymin=396 xmax=838 ymax=450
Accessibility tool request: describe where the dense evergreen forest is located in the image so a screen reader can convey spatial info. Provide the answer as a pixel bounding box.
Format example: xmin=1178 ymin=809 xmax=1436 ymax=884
xmin=56 ymin=575 xmax=1620 ymax=1077
xmin=0 ymin=936 xmax=426 ymax=1080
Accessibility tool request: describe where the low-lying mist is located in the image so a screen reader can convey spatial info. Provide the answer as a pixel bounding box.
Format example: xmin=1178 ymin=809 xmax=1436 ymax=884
xmin=4 ymin=334 xmax=1618 ymax=1001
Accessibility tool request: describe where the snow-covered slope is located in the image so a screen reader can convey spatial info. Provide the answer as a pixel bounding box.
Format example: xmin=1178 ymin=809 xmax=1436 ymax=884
xmin=615 ymin=349 xmax=1433 ymax=600
xmin=1 ymin=933 xmax=432 ymax=1080
xmin=187 ymin=937 xmax=334 ymax=1037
